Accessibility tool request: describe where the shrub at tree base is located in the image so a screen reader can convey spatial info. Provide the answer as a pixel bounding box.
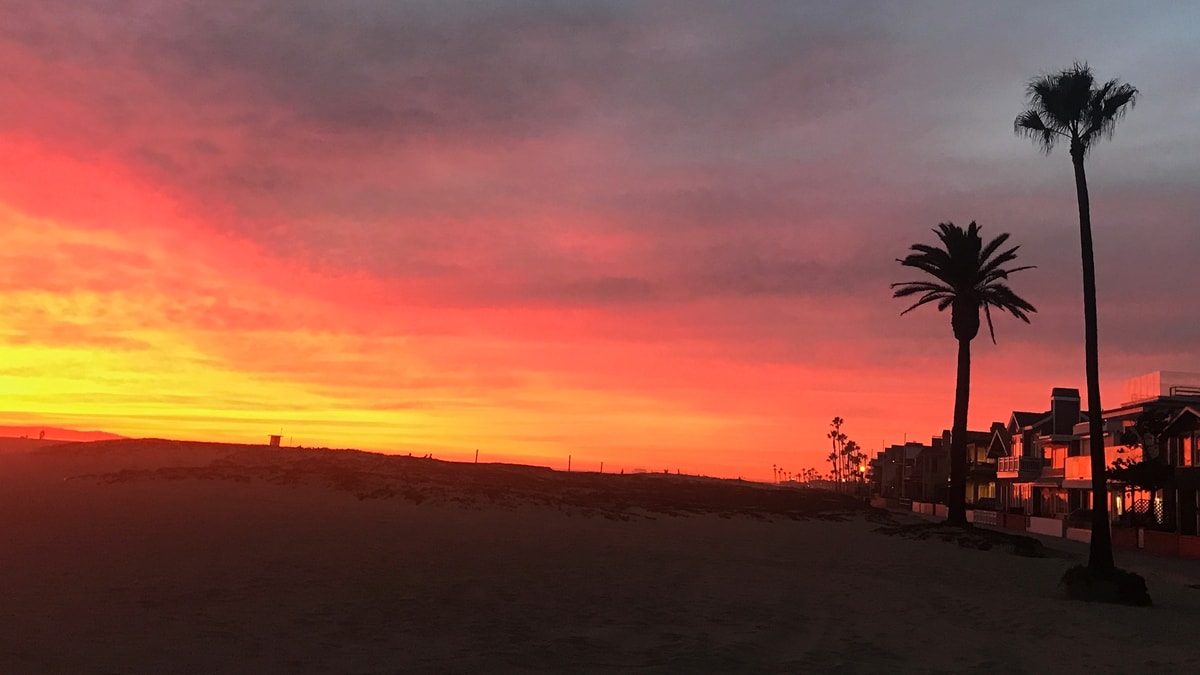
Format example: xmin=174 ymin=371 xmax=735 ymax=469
xmin=1060 ymin=565 xmax=1152 ymax=606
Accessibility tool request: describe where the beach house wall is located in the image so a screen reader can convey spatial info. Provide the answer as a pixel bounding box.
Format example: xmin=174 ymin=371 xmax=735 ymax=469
xmin=912 ymin=437 xmax=948 ymax=504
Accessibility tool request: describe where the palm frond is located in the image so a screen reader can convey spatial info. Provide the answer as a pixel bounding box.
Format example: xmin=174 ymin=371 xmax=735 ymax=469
xmin=978 ymin=231 xmax=1011 ymax=264
xmin=1083 ymin=79 xmax=1138 ymax=145
xmin=898 ymin=290 xmax=952 ymax=316
xmin=891 ymin=280 xmax=952 ymax=297
xmin=983 ymin=303 xmax=996 ymax=344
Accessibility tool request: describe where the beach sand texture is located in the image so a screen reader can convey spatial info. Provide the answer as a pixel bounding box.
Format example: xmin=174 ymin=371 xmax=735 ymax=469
xmin=2 ymin=438 xmax=1198 ymax=674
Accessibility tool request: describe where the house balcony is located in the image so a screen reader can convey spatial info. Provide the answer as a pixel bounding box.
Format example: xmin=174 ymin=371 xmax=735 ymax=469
xmin=997 ymin=456 xmax=1045 ymax=480
xmin=1065 ymin=447 xmax=1143 ymax=486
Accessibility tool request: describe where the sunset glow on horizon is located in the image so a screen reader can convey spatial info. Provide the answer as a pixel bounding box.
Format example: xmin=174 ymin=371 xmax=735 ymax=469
xmin=4 ymin=2 xmax=1199 ymax=479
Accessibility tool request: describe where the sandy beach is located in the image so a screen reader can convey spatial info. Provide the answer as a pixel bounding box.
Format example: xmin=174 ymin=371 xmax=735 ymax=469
xmin=2 ymin=438 xmax=1199 ymax=674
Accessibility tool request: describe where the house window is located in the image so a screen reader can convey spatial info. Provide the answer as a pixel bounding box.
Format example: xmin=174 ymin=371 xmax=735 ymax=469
xmin=1040 ymin=489 xmax=1069 ymax=516
xmin=1010 ymin=484 xmax=1032 ymax=512
xmin=1167 ymin=437 xmax=1182 ymax=467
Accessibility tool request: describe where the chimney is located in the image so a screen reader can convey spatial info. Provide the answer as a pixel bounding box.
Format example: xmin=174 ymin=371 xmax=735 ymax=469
xmin=1050 ymin=388 xmax=1080 ymax=436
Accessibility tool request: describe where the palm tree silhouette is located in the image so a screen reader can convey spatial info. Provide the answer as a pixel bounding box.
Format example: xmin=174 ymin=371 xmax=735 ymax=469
xmin=1015 ymin=62 xmax=1137 ymax=572
xmin=893 ymin=222 xmax=1036 ymax=525
xmin=843 ymin=440 xmax=863 ymax=495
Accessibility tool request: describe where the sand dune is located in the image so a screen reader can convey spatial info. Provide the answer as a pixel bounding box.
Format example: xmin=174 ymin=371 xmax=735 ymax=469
xmin=2 ymin=439 xmax=1199 ymax=673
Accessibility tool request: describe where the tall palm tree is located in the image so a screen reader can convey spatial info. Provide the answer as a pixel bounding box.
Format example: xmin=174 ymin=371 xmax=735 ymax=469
xmin=893 ymin=222 xmax=1036 ymax=525
xmin=1015 ymin=63 xmax=1137 ymax=572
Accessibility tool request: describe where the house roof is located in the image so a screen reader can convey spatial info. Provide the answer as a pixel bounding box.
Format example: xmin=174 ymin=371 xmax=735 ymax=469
xmin=1010 ymin=408 xmax=1088 ymax=437
xmin=1011 ymin=411 xmax=1047 ymax=430
xmin=965 ymin=430 xmax=993 ymax=445
xmin=987 ymin=429 xmax=1011 ymax=458
xmin=942 ymin=428 xmax=994 ymax=444
xmin=1104 ymin=396 xmax=1200 ymax=423
xmin=1163 ymin=406 xmax=1200 ymax=435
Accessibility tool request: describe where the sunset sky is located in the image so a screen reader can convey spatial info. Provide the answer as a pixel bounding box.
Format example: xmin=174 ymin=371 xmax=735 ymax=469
xmin=2 ymin=1 xmax=1198 ymax=478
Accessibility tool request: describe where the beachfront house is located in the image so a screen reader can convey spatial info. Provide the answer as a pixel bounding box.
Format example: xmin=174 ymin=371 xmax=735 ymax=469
xmin=1095 ymin=372 xmax=1200 ymax=536
xmin=874 ymin=431 xmax=996 ymax=508
xmin=991 ymin=373 xmax=1200 ymax=539
xmin=993 ymin=388 xmax=1088 ymax=520
xmin=941 ymin=427 xmax=998 ymax=508
xmin=876 ymin=440 xmax=938 ymax=502
xmin=1160 ymin=405 xmax=1200 ymax=536
xmin=912 ymin=440 xmax=949 ymax=504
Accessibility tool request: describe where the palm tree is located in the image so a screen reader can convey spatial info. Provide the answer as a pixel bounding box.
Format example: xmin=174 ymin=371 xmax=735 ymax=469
xmin=893 ymin=222 xmax=1036 ymax=525
xmin=828 ymin=417 xmax=846 ymax=492
xmin=1015 ymin=62 xmax=1137 ymax=572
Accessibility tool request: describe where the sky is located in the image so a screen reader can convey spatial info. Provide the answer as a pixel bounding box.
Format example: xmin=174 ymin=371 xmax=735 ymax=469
xmin=2 ymin=1 xmax=1198 ymax=479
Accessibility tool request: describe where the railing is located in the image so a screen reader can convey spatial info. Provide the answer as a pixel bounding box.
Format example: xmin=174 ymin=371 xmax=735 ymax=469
xmin=972 ymin=510 xmax=999 ymax=526
xmin=1122 ymin=498 xmax=1175 ymax=532
xmin=997 ymin=456 xmax=1045 ymax=476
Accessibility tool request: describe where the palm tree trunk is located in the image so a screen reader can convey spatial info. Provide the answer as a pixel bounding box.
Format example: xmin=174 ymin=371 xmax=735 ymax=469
xmin=840 ymin=438 xmax=848 ymax=494
xmin=948 ymin=337 xmax=970 ymax=525
xmin=1073 ymin=149 xmax=1115 ymax=573
xmin=831 ymin=438 xmax=839 ymax=492
xmin=841 ymin=441 xmax=849 ymax=494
